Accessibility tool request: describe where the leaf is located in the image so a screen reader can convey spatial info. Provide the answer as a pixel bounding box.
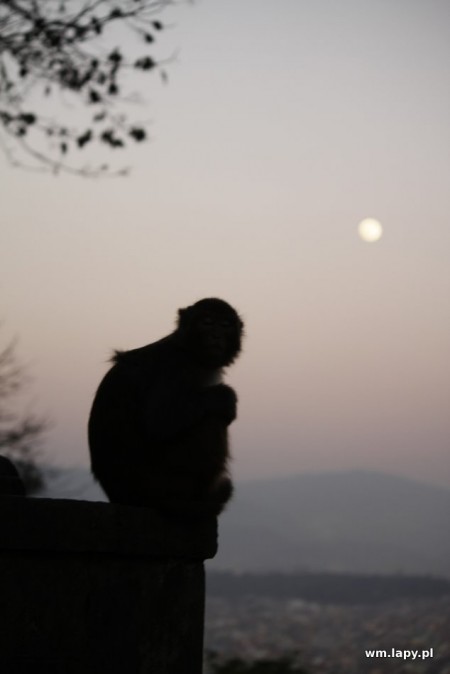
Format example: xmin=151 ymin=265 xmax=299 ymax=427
xmin=88 ymin=89 xmax=102 ymax=104
xmin=77 ymin=130 xmax=92 ymax=148
xmin=129 ymin=127 xmax=146 ymax=142
xmin=19 ymin=113 xmax=36 ymax=125
xmin=93 ymin=111 xmax=107 ymax=123
xmin=101 ymin=130 xmax=124 ymax=148
xmin=46 ymin=31 xmax=62 ymax=47
xmin=108 ymin=49 xmax=122 ymax=64
xmin=91 ymin=18 xmax=102 ymax=35
xmin=0 ymin=111 xmax=12 ymax=124
xmin=134 ymin=57 xmax=156 ymax=71
xmin=75 ymin=25 xmax=87 ymax=39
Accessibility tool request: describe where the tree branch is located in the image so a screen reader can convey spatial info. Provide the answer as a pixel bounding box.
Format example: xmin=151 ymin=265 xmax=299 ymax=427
xmin=0 ymin=0 xmax=173 ymax=176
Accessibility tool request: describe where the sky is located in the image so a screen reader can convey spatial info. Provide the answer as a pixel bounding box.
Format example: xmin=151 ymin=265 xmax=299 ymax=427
xmin=1 ymin=0 xmax=449 ymax=488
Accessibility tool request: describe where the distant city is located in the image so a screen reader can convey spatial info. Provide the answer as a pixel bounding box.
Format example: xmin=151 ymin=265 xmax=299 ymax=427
xmin=205 ymin=593 xmax=450 ymax=674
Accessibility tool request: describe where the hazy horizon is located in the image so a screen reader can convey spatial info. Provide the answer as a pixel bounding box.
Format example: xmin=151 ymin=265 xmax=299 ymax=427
xmin=1 ymin=0 xmax=449 ymax=488
xmin=37 ymin=467 xmax=450 ymax=578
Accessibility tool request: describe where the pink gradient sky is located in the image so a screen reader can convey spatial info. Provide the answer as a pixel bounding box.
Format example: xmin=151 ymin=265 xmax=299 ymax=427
xmin=1 ymin=0 xmax=449 ymax=487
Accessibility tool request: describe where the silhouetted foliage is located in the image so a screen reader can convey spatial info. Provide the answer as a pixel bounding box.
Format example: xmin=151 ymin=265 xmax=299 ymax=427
xmin=207 ymin=652 xmax=308 ymax=674
xmin=0 ymin=0 xmax=171 ymax=176
xmin=0 ymin=329 xmax=47 ymax=493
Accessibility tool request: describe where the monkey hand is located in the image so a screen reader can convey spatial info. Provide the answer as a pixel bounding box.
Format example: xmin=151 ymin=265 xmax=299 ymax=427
xmin=206 ymin=384 xmax=238 ymax=424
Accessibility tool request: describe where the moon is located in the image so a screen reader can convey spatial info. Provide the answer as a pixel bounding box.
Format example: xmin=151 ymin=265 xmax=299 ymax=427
xmin=358 ymin=218 xmax=383 ymax=243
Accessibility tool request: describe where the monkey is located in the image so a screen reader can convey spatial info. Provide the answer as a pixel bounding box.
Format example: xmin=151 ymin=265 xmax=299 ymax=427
xmin=88 ymin=298 xmax=243 ymax=517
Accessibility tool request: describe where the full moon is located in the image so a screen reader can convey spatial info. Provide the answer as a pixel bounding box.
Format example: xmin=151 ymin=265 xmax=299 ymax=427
xmin=358 ymin=218 xmax=383 ymax=243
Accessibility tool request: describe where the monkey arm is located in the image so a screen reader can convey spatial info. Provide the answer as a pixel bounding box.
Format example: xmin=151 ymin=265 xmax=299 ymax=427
xmin=142 ymin=383 xmax=236 ymax=440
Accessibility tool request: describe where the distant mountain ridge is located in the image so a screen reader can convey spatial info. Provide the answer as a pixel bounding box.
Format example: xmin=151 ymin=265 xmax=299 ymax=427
xmin=39 ymin=467 xmax=450 ymax=577
xmin=210 ymin=471 xmax=450 ymax=578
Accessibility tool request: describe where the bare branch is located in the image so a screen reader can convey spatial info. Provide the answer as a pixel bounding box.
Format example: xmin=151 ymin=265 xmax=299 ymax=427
xmin=0 ymin=0 xmax=174 ymax=176
xmin=0 ymin=327 xmax=48 ymax=493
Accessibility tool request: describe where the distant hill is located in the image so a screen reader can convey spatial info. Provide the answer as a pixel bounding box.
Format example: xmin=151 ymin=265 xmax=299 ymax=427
xmin=37 ymin=465 xmax=107 ymax=502
xmin=38 ymin=467 xmax=450 ymax=577
xmin=209 ymin=471 xmax=450 ymax=578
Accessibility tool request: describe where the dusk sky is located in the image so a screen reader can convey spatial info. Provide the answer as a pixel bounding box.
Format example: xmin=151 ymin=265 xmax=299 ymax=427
xmin=1 ymin=0 xmax=449 ymax=488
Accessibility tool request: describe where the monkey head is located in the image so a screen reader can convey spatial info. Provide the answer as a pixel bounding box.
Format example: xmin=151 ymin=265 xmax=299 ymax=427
xmin=176 ymin=298 xmax=244 ymax=368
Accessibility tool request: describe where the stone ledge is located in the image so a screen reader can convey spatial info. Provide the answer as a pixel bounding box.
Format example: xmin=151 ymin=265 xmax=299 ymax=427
xmin=0 ymin=497 xmax=218 ymax=560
